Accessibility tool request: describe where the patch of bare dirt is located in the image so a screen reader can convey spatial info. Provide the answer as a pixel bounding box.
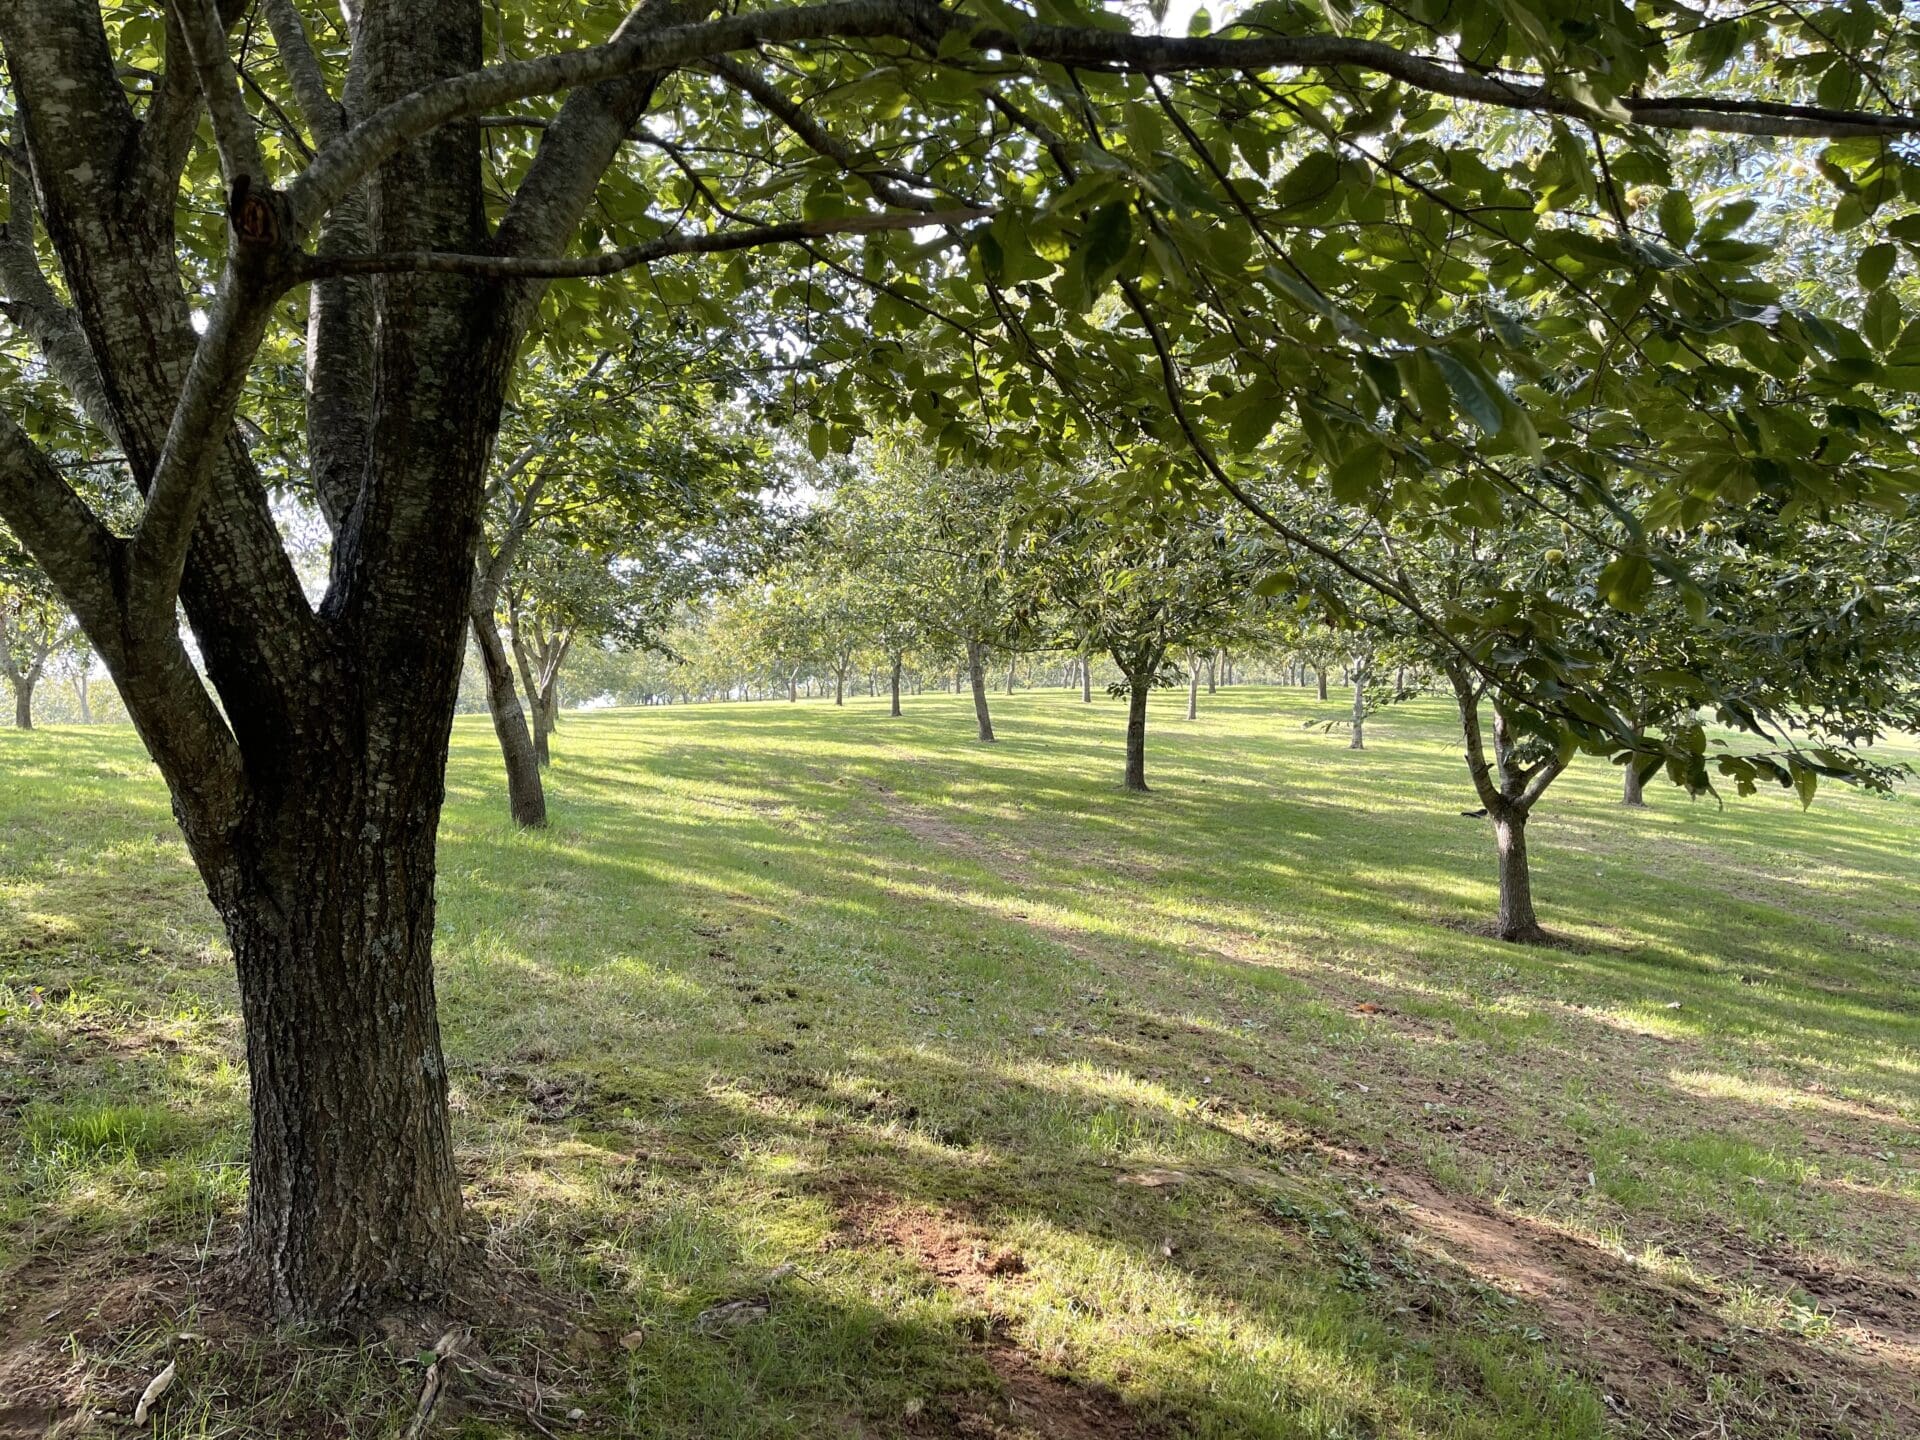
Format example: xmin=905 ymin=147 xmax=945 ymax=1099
xmin=919 ymin=1343 xmax=1155 ymax=1440
xmin=833 ymin=1196 xmax=1030 ymax=1299
xmin=1333 ymin=1154 xmax=1920 ymax=1439
xmin=827 ymin=1193 xmax=1160 ymax=1440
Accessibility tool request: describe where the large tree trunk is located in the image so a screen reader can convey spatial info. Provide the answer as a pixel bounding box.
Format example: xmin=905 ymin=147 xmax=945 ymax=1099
xmin=1491 ymin=810 xmax=1546 ymax=943
xmin=890 ymin=653 xmax=903 ymax=717
xmin=221 ymin=768 xmax=463 ymax=1320
xmin=967 ymin=639 xmax=994 ymax=742
xmin=10 ymin=675 xmax=32 ymax=730
xmin=1124 ymin=678 xmax=1149 ymax=791
xmin=469 ymin=606 xmax=546 ymax=827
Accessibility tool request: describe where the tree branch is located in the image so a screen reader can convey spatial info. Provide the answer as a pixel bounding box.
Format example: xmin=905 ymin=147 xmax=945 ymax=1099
xmin=298 ymin=206 xmax=988 ymax=280
xmin=260 ymin=0 xmax=348 ymax=146
xmin=166 ymin=0 xmax=268 ymax=190
xmin=281 ymin=0 xmax=1920 ymax=241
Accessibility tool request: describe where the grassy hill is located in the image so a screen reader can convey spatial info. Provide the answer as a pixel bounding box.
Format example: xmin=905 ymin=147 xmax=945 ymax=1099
xmin=3 ymin=686 xmax=1917 ymax=1438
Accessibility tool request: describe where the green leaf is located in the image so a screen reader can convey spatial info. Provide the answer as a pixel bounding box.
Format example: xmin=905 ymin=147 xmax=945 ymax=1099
xmin=1857 ymin=242 xmax=1897 ymax=290
xmin=1863 ymin=288 xmax=1902 ymax=351
xmin=1597 ymin=553 xmax=1653 ymax=613
xmin=1429 ymin=349 xmax=1505 ymax=435
xmin=1791 ymin=761 xmax=1817 ymax=811
xmin=1657 ymin=190 xmax=1695 ymax=249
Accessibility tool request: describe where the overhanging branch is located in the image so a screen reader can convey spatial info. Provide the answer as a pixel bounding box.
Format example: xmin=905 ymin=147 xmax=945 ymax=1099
xmin=297 ymin=205 xmax=988 ymax=280
xmin=283 ymin=0 xmax=1920 ymax=238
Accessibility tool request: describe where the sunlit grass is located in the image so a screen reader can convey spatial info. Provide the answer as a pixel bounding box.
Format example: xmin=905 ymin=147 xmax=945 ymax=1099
xmin=3 ymin=686 xmax=1918 ymax=1437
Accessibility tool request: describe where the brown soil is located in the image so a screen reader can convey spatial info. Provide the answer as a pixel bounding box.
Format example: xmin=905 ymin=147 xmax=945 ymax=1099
xmin=830 ymin=1193 xmax=1161 ymax=1439
xmin=1333 ymin=1153 xmax=1920 ymax=1439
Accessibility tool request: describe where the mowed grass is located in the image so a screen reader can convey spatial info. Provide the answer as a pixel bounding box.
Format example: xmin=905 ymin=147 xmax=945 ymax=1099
xmin=3 ymin=686 xmax=1918 ymax=1439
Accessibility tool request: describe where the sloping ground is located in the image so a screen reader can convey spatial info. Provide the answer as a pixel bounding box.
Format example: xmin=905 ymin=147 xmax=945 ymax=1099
xmin=3 ymin=689 xmax=1917 ymax=1438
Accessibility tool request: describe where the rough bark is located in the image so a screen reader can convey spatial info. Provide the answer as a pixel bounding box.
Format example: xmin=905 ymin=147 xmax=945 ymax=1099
xmin=1492 ymin=812 xmax=1543 ymax=943
xmin=967 ymin=638 xmax=994 ymax=742
xmin=222 ymin=764 xmax=462 ymax=1320
xmin=1349 ymin=658 xmax=1368 ymax=749
xmin=1448 ymin=665 xmax=1561 ymax=944
xmin=469 ymin=602 xmax=546 ymax=826
xmin=1623 ymin=763 xmax=1647 ymax=807
xmin=1316 ymin=666 xmax=1328 ymax=701
xmin=11 ymin=675 xmax=33 ymax=730
xmin=1124 ymin=678 xmax=1150 ymax=791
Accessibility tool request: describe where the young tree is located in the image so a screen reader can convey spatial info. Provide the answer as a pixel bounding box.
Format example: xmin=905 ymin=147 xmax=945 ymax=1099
xmin=0 ymin=564 xmax=75 ymax=729
xmin=1030 ymin=496 xmax=1253 ymax=791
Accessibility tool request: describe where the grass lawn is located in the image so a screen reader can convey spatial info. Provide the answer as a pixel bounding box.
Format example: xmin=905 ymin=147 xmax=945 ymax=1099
xmin=3 ymin=685 xmax=1917 ymax=1439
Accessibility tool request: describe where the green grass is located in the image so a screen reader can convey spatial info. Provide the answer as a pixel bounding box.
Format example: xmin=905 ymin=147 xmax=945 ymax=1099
xmin=3 ymin=686 xmax=1918 ymax=1438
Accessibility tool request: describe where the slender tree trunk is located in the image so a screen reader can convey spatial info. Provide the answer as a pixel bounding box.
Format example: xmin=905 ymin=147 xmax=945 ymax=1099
xmin=469 ymin=608 xmax=546 ymax=826
xmin=890 ymin=653 xmax=903 ymax=717
xmin=1350 ymin=660 xmax=1368 ymax=749
xmin=1316 ymin=667 xmax=1328 ymax=701
xmin=1006 ymin=657 xmax=1016 ymax=693
xmin=1081 ymin=651 xmax=1092 ymax=703
xmin=835 ymin=668 xmax=844 ymax=705
xmin=11 ymin=676 xmax=32 ymax=730
xmin=220 ymin=771 xmax=462 ymax=1320
xmin=1124 ymin=678 xmax=1150 ymax=791
xmin=1206 ymin=655 xmax=1216 ymax=694
xmin=1186 ymin=660 xmax=1199 ymax=720
xmin=967 ymin=639 xmax=994 ymax=742
xmin=1623 ymin=763 xmax=1647 ymax=807
xmin=1492 ymin=810 xmax=1546 ymax=943
xmin=74 ymin=669 xmax=91 ymax=724
xmin=788 ymin=673 xmax=797 ymax=702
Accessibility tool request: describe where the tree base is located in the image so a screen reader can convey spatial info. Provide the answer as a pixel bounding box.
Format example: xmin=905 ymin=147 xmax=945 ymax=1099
xmin=1495 ymin=920 xmax=1552 ymax=945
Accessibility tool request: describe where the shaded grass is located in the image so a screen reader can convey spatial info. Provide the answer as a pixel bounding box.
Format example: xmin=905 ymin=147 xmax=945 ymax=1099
xmin=3 ymin=685 xmax=1918 ymax=1438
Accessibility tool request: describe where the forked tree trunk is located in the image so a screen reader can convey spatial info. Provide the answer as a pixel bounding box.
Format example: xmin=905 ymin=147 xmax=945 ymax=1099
xmin=1491 ymin=811 xmax=1545 ymax=943
xmin=220 ymin=766 xmax=463 ymax=1319
xmin=967 ymin=639 xmax=994 ymax=742
xmin=469 ymin=606 xmax=546 ymax=827
xmin=1124 ymin=678 xmax=1150 ymax=791
xmin=890 ymin=653 xmax=903 ymax=716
